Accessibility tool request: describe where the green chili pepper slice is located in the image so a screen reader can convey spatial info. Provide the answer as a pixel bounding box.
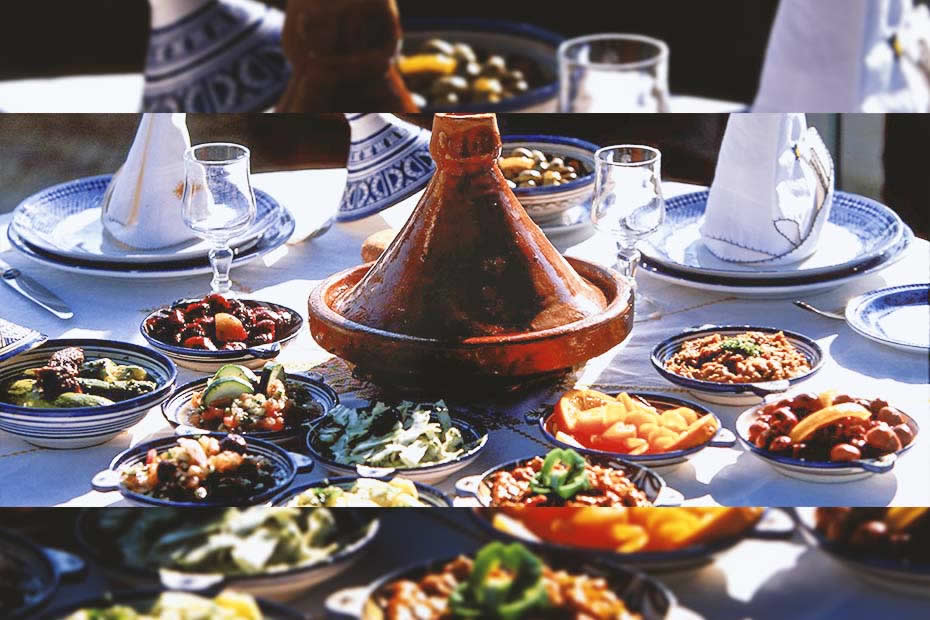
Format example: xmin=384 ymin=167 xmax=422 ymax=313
xmin=529 ymin=448 xmax=591 ymax=500
xmin=449 ymin=542 xmax=549 ymax=619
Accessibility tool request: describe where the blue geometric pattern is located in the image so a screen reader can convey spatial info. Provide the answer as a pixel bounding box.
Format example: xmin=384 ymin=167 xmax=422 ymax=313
xmin=0 ymin=318 xmax=45 ymax=364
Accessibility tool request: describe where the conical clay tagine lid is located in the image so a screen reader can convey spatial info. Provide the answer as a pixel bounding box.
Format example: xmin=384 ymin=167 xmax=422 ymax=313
xmin=333 ymin=113 xmax=607 ymax=341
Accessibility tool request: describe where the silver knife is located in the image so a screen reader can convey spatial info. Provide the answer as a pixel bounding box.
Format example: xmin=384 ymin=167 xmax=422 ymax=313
xmin=0 ymin=258 xmax=73 ymax=320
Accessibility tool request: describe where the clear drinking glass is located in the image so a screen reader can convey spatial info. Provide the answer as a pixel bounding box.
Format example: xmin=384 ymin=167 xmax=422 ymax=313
xmin=558 ymin=34 xmax=670 ymax=112
xmin=591 ymin=145 xmax=666 ymax=317
xmin=182 ymin=143 xmax=256 ymax=295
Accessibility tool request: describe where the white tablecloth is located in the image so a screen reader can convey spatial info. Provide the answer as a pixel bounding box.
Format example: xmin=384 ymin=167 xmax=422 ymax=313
xmin=0 ymin=172 xmax=927 ymax=510
xmin=0 ymin=73 xmax=746 ymax=112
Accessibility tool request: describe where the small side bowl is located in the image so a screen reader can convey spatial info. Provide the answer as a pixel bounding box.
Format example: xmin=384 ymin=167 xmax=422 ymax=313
xmin=0 ymin=338 xmax=178 ymax=449
xmin=795 ymin=508 xmax=930 ymax=597
xmin=470 ymin=507 xmax=794 ymax=572
xmin=651 ymin=325 xmax=824 ymax=406
xmin=0 ymin=530 xmax=85 ymax=619
xmin=735 ymin=399 xmax=919 ymax=483
xmin=161 ymin=371 xmax=338 ymax=444
xmin=272 ymin=475 xmax=453 ymax=507
xmin=41 ymin=590 xmax=305 ymax=620
xmin=140 ymin=298 xmax=304 ymax=373
xmin=502 ymin=135 xmax=598 ymax=223
xmin=534 ymin=391 xmax=736 ymax=468
xmin=454 ymin=453 xmax=683 ymax=507
xmin=326 ymin=552 xmax=677 ymax=620
xmin=90 ymin=432 xmax=314 ymax=507
xmin=304 ymin=413 xmax=488 ymax=486
xmin=73 ymin=510 xmax=379 ymax=603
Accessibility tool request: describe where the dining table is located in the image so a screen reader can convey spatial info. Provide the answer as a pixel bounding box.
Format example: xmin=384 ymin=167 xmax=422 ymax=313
xmin=0 ymin=170 xmax=927 ymax=510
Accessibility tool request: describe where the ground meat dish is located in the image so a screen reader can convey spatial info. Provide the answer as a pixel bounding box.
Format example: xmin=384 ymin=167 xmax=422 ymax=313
xmin=488 ymin=457 xmax=652 ymax=507
xmin=665 ymin=331 xmax=810 ymax=383
xmin=374 ymin=555 xmax=643 ymax=620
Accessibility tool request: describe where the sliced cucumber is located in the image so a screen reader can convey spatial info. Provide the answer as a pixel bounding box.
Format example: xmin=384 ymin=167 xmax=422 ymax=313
xmin=258 ymin=362 xmax=286 ymax=396
xmin=202 ymin=377 xmax=254 ymax=407
xmin=210 ymin=364 xmax=258 ymax=387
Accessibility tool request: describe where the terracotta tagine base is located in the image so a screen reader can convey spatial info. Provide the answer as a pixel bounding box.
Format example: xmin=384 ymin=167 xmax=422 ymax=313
xmin=308 ymin=256 xmax=633 ymax=392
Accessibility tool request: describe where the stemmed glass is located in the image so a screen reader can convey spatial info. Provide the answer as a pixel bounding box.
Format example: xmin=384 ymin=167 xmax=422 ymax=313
xmin=591 ymin=145 xmax=666 ymax=318
xmin=558 ymin=34 xmax=670 ymax=112
xmin=182 ymin=143 xmax=256 ymax=295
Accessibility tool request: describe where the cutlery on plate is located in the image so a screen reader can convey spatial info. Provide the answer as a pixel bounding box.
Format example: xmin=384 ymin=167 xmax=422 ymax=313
xmin=793 ymin=300 xmax=844 ymax=321
xmin=0 ymin=258 xmax=73 ymax=319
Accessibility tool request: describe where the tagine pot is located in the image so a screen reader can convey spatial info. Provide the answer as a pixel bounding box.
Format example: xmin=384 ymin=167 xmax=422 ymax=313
xmin=143 ymin=0 xmax=290 ymax=112
xmin=309 ymin=113 xmax=633 ymax=391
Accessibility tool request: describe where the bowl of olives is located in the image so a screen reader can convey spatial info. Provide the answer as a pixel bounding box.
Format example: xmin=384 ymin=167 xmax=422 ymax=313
xmin=399 ymin=19 xmax=562 ymax=112
xmin=499 ymin=135 xmax=598 ymax=223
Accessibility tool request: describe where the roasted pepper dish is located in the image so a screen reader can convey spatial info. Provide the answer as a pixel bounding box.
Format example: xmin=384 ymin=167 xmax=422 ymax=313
xmin=0 ymin=347 xmax=157 ymax=409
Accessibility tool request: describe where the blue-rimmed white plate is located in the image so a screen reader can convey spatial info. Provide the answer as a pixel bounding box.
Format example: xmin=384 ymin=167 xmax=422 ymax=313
xmin=642 ymin=191 xmax=904 ymax=280
xmin=845 ymin=283 xmax=930 ymax=353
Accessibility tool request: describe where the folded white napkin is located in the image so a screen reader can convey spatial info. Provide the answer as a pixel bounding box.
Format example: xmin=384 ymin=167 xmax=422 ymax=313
xmin=700 ymin=113 xmax=835 ymax=265
xmin=101 ymin=113 xmax=196 ymax=249
xmin=754 ymin=0 xmax=930 ymax=112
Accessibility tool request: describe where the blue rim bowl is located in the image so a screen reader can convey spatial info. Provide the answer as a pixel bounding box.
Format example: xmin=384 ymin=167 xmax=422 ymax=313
xmin=41 ymin=590 xmax=305 ymax=620
xmin=272 ymin=475 xmax=453 ymax=507
xmin=1 ymin=530 xmax=87 ymax=619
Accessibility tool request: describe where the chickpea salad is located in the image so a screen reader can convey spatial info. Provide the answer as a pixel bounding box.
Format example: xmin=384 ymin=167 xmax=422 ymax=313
xmin=188 ymin=363 xmax=324 ymax=434
xmin=312 ymin=401 xmax=468 ymax=469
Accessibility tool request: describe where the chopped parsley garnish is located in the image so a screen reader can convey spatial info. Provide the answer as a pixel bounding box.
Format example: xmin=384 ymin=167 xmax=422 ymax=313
xmin=720 ymin=337 xmax=762 ymax=357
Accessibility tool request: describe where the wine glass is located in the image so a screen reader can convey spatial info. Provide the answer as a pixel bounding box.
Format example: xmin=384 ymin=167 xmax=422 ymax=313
xmin=182 ymin=143 xmax=256 ymax=295
xmin=558 ymin=34 xmax=670 ymax=112
xmin=591 ymin=145 xmax=666 ymax=318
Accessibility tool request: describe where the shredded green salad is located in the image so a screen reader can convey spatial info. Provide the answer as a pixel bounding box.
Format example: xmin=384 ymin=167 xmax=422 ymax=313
xmin=91 ymin=507 xmax=359 ymax=576
xmin=314 ymin=401 xmax=468 ymax=469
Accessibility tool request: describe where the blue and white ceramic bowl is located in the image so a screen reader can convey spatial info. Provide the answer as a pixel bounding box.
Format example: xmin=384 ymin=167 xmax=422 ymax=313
xmin=404 ymin=19 xmax=562 ymax=113
xmin=161 ymin=370 xmax=337 ymax=444
xmin=305 ymin=414 xmax=488 ymax=486
xmin=0 ymin=339 xmax=178 ymax=449
xmin=471 ymin=508 xmax=795 ymax=572
xmin=455 ymin=453 xmax=683 ymax=507
xmin=326 ymin=552 xmax=678 ymax=619
xmin=845 ymin=283 xmax=930 ymax=354
xmin=534 ymin=392 xmax=736 ymax=468
xmin=42 ymin=590 xmax=304 ymax=620
xmin=651 ymin=325 xmax=824 ymax=406
xmin=141 ymin=299 xmax=304 ymax=372
xmin=90 ymin=432 xmax=314 ymax=507
xmin=0 ymin=530 xmax=85 ymax=619
xmin=795 ymin=507 xmax=930 ymax=597
xmin=735 ymin=398 xmax=919 ymax=483
xmin=502 ymin=135 xmax=598 ymax=223
xmin=73 ymin=510 xmax=380 ymax=603
xmin=272 ymin=476 xmax=453 ymax=508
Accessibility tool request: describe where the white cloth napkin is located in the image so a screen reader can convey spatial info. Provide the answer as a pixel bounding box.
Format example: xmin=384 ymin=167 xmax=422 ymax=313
xmin=100 ymin=113 xmax=196 ymax=249
xmin=754 ymin=0 xmax=930 ymax=112
xmin=700 ymin=113 xmax=835 ymax=265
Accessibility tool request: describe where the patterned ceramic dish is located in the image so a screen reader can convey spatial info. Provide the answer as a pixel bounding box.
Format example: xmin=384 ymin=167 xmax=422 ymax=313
xmin=650 ymin=325 xmax=824 ymax=406
xmin=735 ymin=400 xmax=919 ymax=483
xmin=6 ymin=199 xmax=295 ymax=279
xmin=845 ymin=283 xmax=930 ymax=353
xmin=0 ymin=529 xmax=85 ymax=619
xmin=0 ymin=339 xmax=177 ymax=449
xmin=532 ymin=392 xmax=736 ymax=468
xmin=404 ymin=18 xmax=562 ymax=112
xmin=795 ymin=508 xmax=930 ymax=598
xmin=454 ymin=453 xmax=684 ymax=507
xmin=42 ymin=590 xmax=303 ymax=620
xmin=641 ymin=190 xmax=904 ymax=280
xmin=325 ymin=552 xmax=680 ymax=620
xmin=470 ymin=508 xmax=795 ymax=572
xmin=73 ymin=510 xmax=380 ymax=604
xmin=272 ymin=476 xmax=454 ymax=508
xmin=140 ymin=299 xmax=304 ymax=372
xmin=161 ymin=370 xmax=337 ymax=444
xmin=11 ymin=174 xmax=281 ymax=264
xmin=502 ymin=135 xmax=598 ymax=223
xmin=304 ymin=412 xmax=488 ymax=486
xmin=90 ymin=433 xmax=314 ymax=507
xmin=0 ymin=318 xmax=46 ymax=365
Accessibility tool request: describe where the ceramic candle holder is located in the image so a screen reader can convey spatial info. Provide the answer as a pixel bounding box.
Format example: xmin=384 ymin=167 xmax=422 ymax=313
xmin=337 ymin=113 xmax=435 ymax=222
xmin=143 ymin=0 xmax=290 ymax=112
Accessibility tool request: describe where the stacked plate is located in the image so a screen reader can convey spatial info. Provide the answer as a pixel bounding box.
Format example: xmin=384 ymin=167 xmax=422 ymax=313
xmin=8 ymin=175 xmax=295 ymax=279
xmin=638 ymin=191 xmax=912 ymax=298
